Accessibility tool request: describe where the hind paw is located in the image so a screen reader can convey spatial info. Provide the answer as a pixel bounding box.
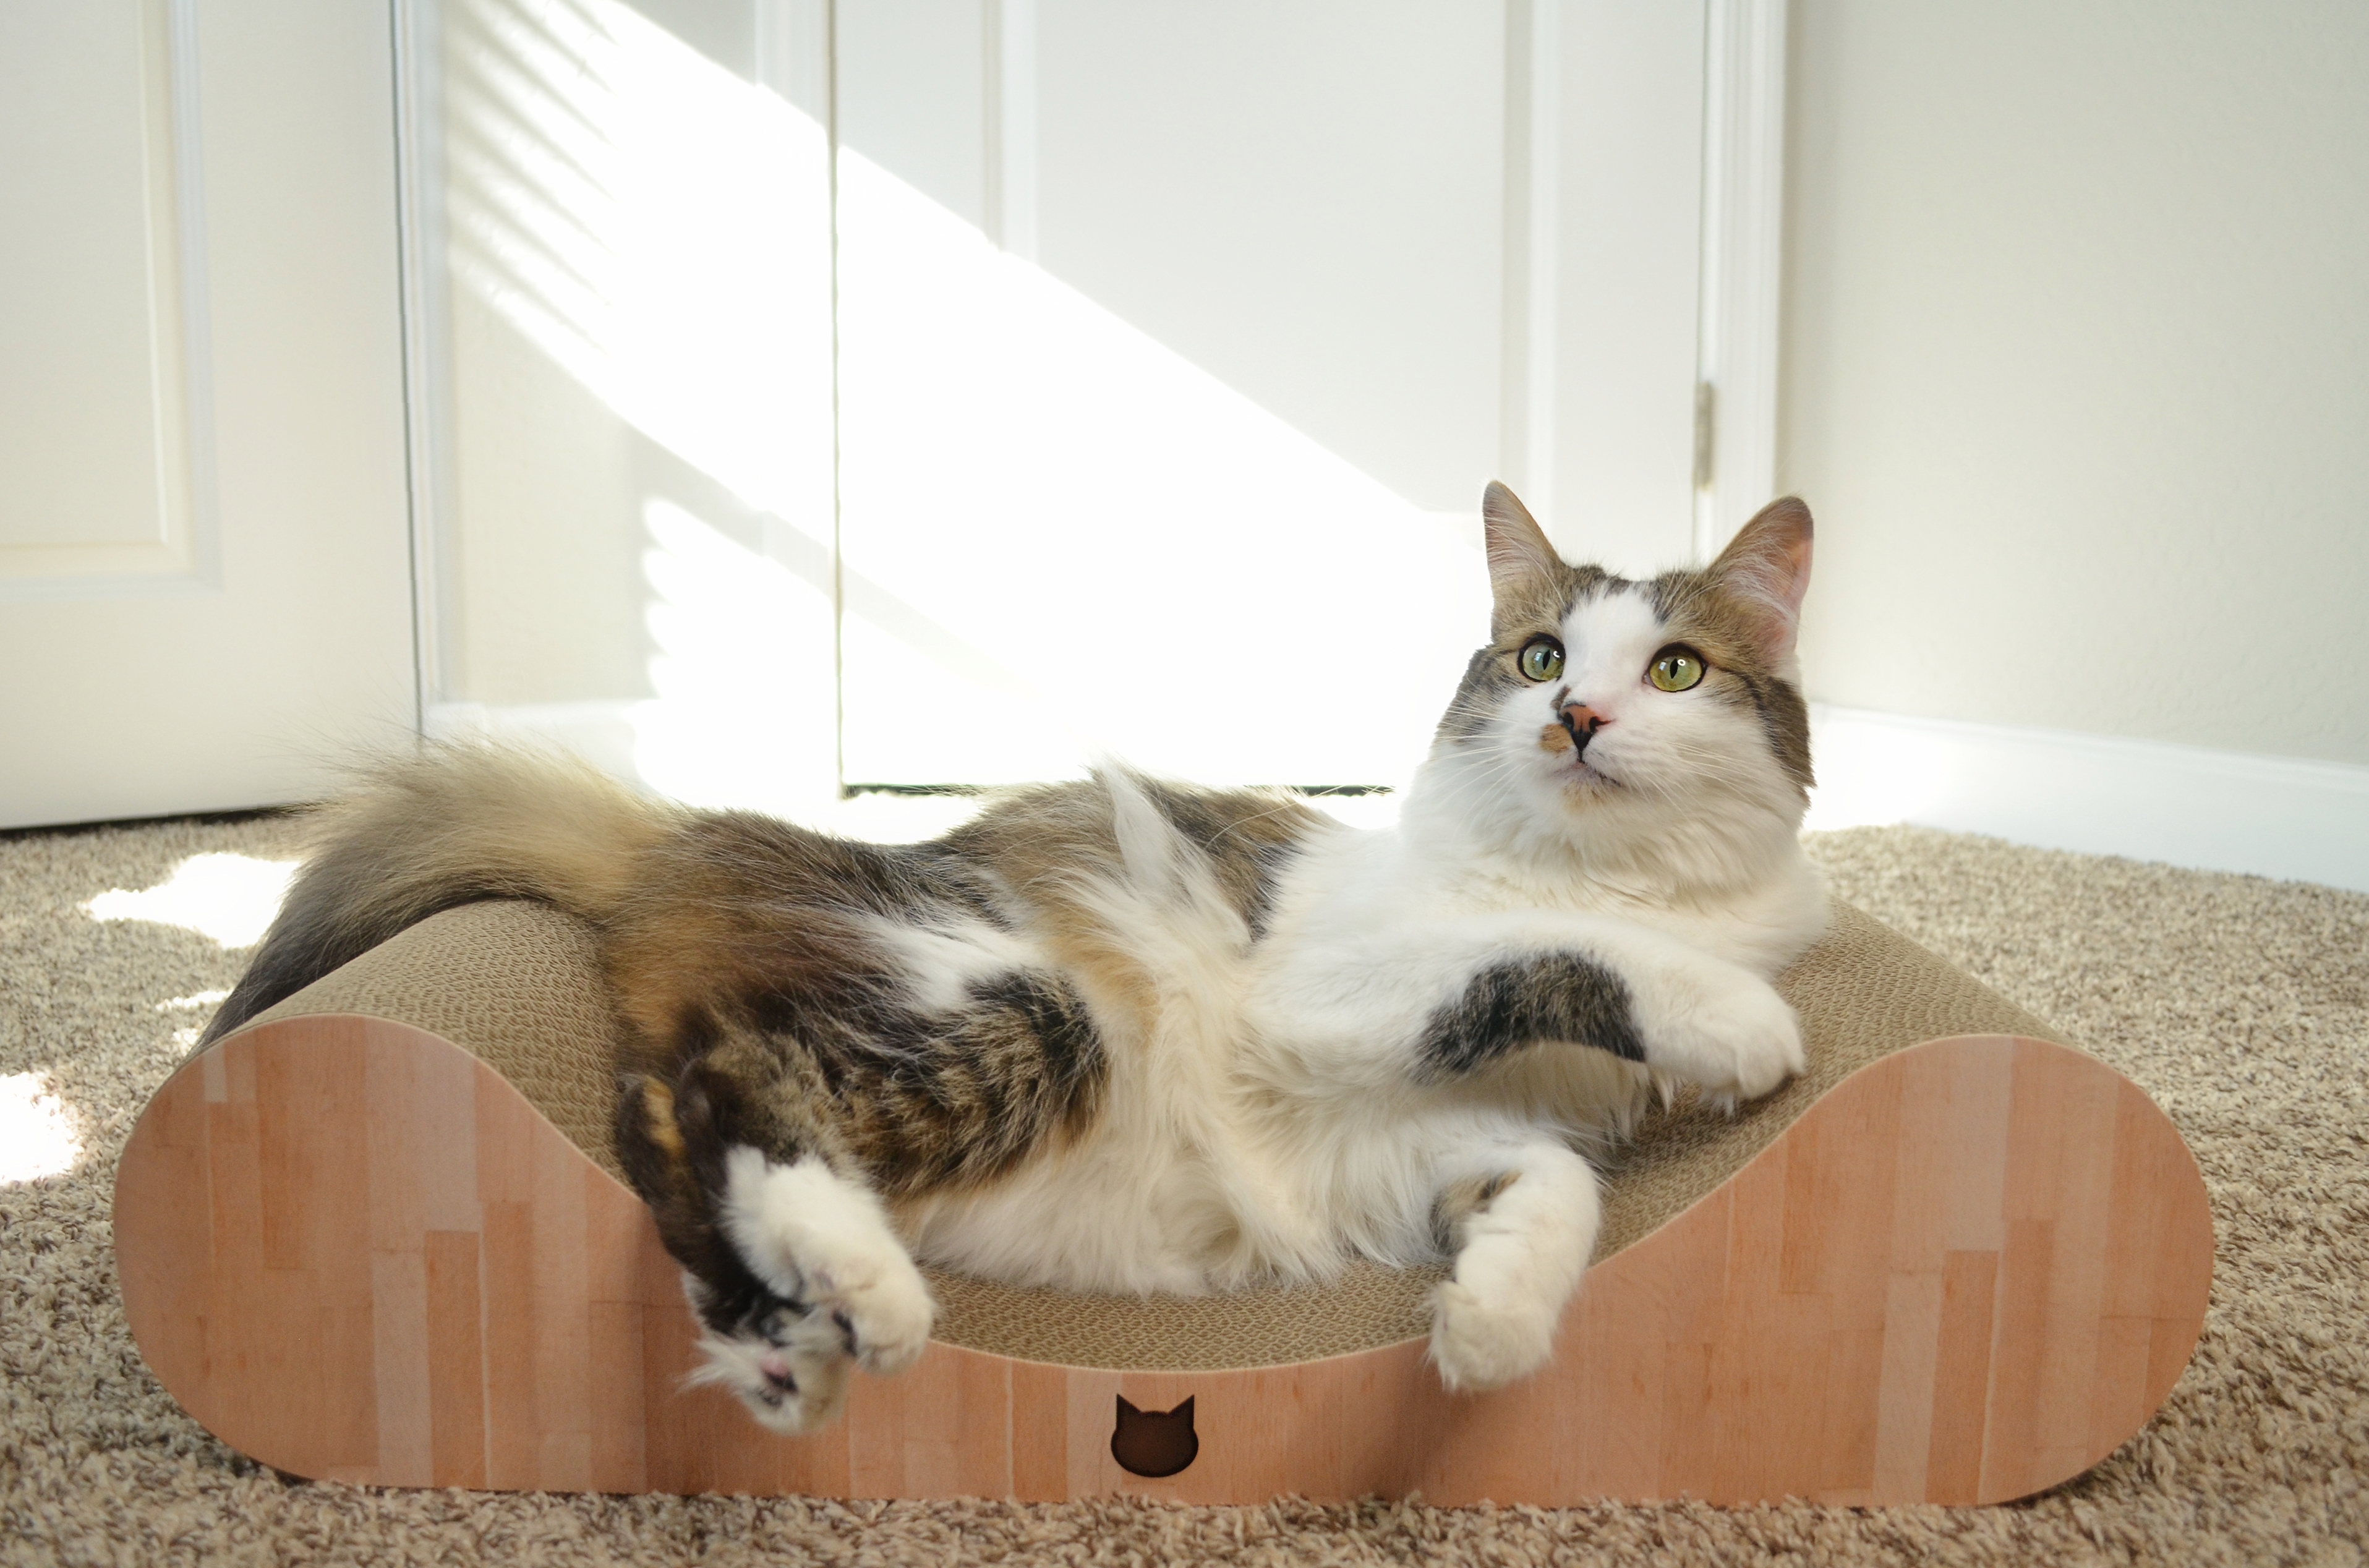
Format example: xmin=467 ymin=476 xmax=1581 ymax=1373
xmin=1428 ymin=1279 xmax=1558 ymax=1391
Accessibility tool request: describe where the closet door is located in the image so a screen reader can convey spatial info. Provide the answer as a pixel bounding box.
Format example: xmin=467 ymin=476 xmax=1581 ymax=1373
xmin=835 ymin=1 xmax=1709 ymax=789
xmin=402 ymin=1 xmax=1714 ymax=810
xmin=0 ymin=1 xmax=416 ymax=827
xmin=410 ymin=0 xmax=842 ymax=818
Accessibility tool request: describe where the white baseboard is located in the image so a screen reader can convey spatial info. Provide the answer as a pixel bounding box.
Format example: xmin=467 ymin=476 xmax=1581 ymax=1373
xmin=1806 ymin=704 xmax=2369 ymax=893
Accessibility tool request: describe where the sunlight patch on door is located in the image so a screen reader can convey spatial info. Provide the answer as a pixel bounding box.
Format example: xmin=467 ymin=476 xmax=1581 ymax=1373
xmin=443 ymin=0 xmax=839 ymax=812
xmin=629 ymin=499 xmax=837 ymax=816
xmin=438 ymin=0 xmax=1488 ymax=804
xmin=835 ymin=141 xmax=1490 ymax=788
xmin=444 ymin=0 xmax=834 ymax=530
xmin=84 ymin=853 xmax=296 ymax=948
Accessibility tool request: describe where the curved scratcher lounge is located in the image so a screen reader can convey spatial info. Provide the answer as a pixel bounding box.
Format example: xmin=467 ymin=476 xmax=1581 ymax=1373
xmin=113 ymin=900 xmax=2212 ymax=1506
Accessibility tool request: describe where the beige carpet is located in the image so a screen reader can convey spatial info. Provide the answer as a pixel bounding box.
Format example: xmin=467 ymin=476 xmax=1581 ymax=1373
xmin=3 ymin=816 xmax=2363 ymax=1565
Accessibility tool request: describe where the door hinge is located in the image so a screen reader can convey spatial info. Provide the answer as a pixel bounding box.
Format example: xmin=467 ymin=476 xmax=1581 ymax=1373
xmin=1692 ymin=380 xmax=1716 ymax=493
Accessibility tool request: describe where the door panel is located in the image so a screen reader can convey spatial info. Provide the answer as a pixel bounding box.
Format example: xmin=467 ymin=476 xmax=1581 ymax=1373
xmin=0 ymin=2 xmax=197 ymax=579
xmin=835 ymin=1 xmax=1705 ymax=789
xmin=0 ymin=1 xmax=416 ymax=827
xmin=420 ymin=0 xmax=842 ymax=819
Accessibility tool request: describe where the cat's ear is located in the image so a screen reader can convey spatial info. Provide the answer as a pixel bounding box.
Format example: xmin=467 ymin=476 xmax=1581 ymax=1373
xmin=1707 ymin=496 xmax=1814 ymax=662
xmin=1481 ymin=481 xmax=1565 ymax=623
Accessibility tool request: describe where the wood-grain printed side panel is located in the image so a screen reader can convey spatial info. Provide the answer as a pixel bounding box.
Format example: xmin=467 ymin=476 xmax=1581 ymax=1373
xmin=1796 ymin=1054 xmax=1906 ymax=1502
xmin=113 ymin=1049 xmax=217 ymax=1433
xmin=2131 ymin=1081 xmax=2214 ymax=1410
xmin=585 ymin=1161 xmax=651 ymax=1492
xmin=117 ymin=1026 xmax=2211 ymax=1507
xmin=1979 ymin=1039 xmax=2120 ymax=1500
xmin=200 ymin=1036 xmax=270 ymax=1456
xmin=1710 ymin=1140 xmax=1835 ymax=1503
xmin=1642 ymin=1184 xmax=1736 ymax=1501
xmin=216 ymin=1031 xmax=381 ymax=1476
xmin=1870 ymin=1040 xmax=2013 ymax=1501
xmin=633 ymin=1217 xmax=858 ymax=1499
xmin=424 ymin=1227 xmax=488 ymax=1488
xmin=359 ymin=1031 xmax=435 ymax=1487
xmin=1010 ymin=1360 xmax=1071 ymax=1501
xmin=848 ymin=1346 xmax=1014 ymax=1499
xmin=528 ymin=1113 xmax=596 ymax=1491
xmin=1924 ymin=1249 xmax=2000 ymax=1504
xmin=2098 ymin=1075 xmax=2214 ymax=1456
xmin=1539 ymin=1219 xmax=1691 ymax=1500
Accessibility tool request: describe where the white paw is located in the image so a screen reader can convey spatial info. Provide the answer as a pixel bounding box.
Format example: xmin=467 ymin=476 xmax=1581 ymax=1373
xmin=720 ymin=1147 xmax=936 ymax=1375
xmin=1428 ymin=1279 xmax=1558 ymax=1392
xmin=811 ymin=1242 xmax=934 ymax=1378
xmin=1636 ymin=960 xmax=1805 ymax=1105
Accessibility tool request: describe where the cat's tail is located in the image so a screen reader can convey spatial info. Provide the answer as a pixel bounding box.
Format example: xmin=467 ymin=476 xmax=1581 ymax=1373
xmin=198 ymin=743 xmax=679 ymax=1046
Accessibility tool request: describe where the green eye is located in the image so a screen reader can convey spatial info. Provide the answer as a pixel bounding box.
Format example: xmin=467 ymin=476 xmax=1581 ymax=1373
xmin=1518 ymin=637 xmax=1564 ymax=683
xmin=1649 ymin=648 xmax=1705 ymax=691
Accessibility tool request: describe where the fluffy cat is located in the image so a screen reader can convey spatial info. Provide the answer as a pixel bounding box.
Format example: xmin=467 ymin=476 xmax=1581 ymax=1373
xmin=202 ymin=483 xmax=1827 ymax=1435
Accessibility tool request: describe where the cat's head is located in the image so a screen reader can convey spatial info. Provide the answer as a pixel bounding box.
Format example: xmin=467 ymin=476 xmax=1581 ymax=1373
xmin=1419 ymin=482 xmax=1815 ymax=878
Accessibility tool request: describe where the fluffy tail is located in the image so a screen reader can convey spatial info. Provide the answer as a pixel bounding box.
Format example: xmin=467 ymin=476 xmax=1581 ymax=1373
xmin=200 ymin=743 xmax=679 ymax=1046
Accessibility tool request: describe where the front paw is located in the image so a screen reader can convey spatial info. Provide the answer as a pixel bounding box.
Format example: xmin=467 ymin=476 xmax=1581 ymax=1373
xmin=814 ymin=1251 xmax=934 ymax=1378
xmin=721 ymin=1146 xmax=936 ymax=1376
xmin=1637 ymin=963 xmax=1805 ymax=1105
xmin=1428 ymin=1279 xmax=1558 ymax=1392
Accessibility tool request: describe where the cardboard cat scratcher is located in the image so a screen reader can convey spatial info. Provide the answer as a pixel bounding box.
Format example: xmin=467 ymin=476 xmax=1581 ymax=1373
xmin=113 ymin=900 xmax=2211 ymax=1507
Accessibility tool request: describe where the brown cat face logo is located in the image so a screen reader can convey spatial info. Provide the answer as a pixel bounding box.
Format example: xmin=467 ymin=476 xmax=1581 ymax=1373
xmin=1111 ymin=1395 xmax=1198 ymax=1478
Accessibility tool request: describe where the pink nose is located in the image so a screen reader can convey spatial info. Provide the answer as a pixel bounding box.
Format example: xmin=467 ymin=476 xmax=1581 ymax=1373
xmin=1560 ymin=703 xmax=1605 ymax=736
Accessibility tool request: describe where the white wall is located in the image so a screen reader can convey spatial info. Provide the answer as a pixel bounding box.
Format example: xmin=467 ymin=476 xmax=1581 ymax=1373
xmin=1783 ymin=2 xmax=2369 ymax=769
xmin=1782 ymin=2 xmax=2369 ymax=888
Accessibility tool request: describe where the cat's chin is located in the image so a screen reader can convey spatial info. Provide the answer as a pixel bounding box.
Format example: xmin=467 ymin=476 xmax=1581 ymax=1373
xmin=1549 ymin=758 xmax=1624 ymax=796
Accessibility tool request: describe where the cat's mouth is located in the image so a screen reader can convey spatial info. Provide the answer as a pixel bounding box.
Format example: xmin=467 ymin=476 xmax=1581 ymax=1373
xmin=1553 ymin=752 xmax=1622 ymax=791
xmin=1536 ymin=720 xmax=1620 ymax=790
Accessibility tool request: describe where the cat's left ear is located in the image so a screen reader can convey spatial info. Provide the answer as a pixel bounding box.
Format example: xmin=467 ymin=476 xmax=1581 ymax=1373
xmin=1708 ymin=496 xmax=1814 ymax=662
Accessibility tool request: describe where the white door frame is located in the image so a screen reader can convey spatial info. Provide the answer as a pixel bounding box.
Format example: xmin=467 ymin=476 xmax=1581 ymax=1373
xmin=1696 ymin=0 xmax=1788 ymax=560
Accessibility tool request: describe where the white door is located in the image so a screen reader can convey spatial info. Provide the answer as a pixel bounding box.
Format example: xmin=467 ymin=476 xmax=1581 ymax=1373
xmin=835 ymin=1 xmax=1711 ymax=788
xmin=409 ymin=1 xmax=1743 ymax=810
xmin=411 ymin=0 xmax=843 ymax=820
xmin=0 ymin=1 xmax=416 ymax=829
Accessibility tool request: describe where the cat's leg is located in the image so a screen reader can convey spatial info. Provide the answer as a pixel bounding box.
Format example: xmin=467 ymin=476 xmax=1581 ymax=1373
xmin=1599 ymin=938 xmax=1805 ymax=1106
xmin=615 ymin=1059 xmax=933 ymax=1436
xmin=1278 ymin=912 xmax=1805 ymax=1106
xmin=1425 ymin=1133 xmax=1601 ymax=1391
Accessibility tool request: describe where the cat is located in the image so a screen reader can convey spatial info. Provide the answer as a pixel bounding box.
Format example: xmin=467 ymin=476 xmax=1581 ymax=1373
xmin=201 ymin=482 xmax=1827 ymax=1436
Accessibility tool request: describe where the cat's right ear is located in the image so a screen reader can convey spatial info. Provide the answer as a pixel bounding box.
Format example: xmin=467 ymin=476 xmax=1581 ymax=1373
xmin=1707 ymin=495 xmax=1814 ymax=664
xmin=1481 ymin=481 xmax=1565 ymax=630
